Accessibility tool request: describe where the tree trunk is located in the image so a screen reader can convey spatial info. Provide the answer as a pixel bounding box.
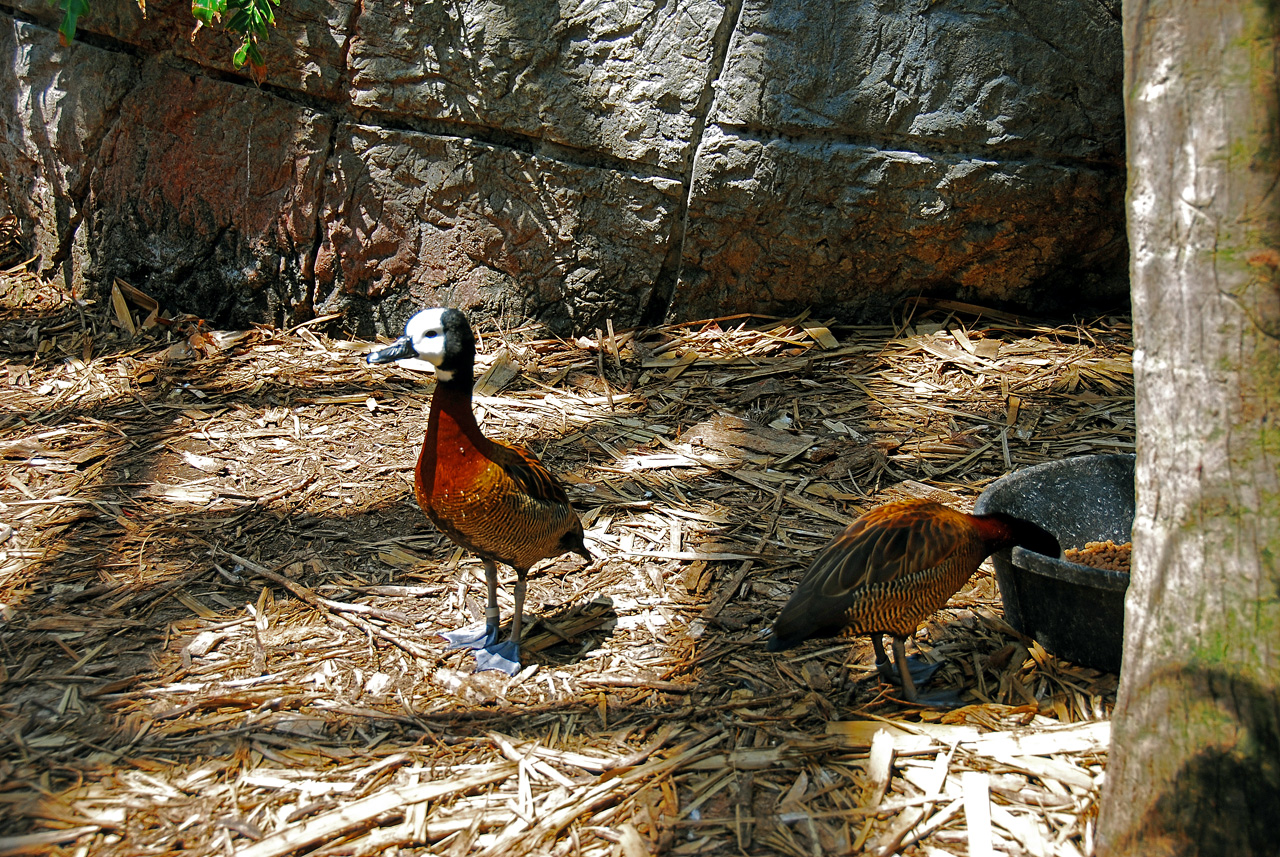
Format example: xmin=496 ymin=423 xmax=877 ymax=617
xmin=1097 ymin=2 xmax=1280 ymax=855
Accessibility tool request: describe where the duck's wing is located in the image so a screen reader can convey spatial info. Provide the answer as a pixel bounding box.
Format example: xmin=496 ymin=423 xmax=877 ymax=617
xmin=810 ymin=501 xmax=969 ymax=597
xmin=488 ymin=440 xmax=574 ymax=508
xmin=769 ymin=501 xmax=968 ymax=646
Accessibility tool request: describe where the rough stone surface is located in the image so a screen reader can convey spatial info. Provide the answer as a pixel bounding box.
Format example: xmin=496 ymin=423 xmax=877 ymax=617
xmin=671 ymin=126 xmax=1125 ymax=321
xmin=8 ymin=0 xmax=357 ymax=101
xmin=0 ymin=20 xmax=138 ymax=289
xmin=315 ymin=123 xmax=682 ymax=336
xmin=349 ymin=0 xmax=724 ymax=173
xmin=0 ymin=0 xmax=1127 ymax=335
xmin=85 ymin=63 xmax=333 ymax=326
xmin=715 ymin=0 xmax=1123 ymax=160
xmin=668 ymin=0 xmax=1126 ymax=321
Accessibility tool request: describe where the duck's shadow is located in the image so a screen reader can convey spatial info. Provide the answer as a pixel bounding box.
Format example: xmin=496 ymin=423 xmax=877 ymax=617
xmin=522 ymin=595 xmax=619 ymax=663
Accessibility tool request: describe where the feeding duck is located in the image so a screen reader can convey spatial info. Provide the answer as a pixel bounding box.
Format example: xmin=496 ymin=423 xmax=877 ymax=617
xmin=366 ymin=307 xmax=591 ymax=674
xmin=768 ymin=498 xmax=1059 ymax=704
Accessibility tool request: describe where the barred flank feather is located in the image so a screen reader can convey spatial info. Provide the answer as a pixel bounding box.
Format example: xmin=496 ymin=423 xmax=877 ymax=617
xmin=769 ymin=499 xmax=1058 ymax=653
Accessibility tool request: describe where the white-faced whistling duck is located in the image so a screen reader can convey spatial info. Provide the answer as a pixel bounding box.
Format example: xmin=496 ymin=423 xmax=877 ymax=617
xmin=768 ymin=498 xmax=1059 ymax=705
xmin=366 ymin=307 xmax=591 ymax=674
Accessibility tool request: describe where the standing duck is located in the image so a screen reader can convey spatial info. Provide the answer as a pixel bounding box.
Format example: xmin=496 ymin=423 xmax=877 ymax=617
xmin=768 ymin=498 xmax=1059 ymax=704
xmin=366 ymin=307 xmax=591 ymax=674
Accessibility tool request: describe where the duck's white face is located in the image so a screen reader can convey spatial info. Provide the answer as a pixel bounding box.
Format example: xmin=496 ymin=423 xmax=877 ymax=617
xmin=404 ymin=308 xmax=449 ymax=367
xmin=366 ymin=306 xmax=472 ymax=383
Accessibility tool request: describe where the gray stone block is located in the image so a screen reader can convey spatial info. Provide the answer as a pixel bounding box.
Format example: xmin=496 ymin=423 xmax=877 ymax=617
xmin=315 ymin=123 xmax=682 ymax=337
xmin=0 ymin=20 xmax=138 ymax=288
xmin=348 ymin=0 xmax=725 ymax=173
xmin=672 ymin=126 xmax=1125 ymax=320
xmin=715 ymin=0 xmax=1122 ymax=161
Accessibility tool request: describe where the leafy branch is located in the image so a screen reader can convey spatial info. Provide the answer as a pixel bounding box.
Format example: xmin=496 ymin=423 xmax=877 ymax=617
xmin=56 ymin=0 xmax=280 ymax=82
xmin=192 ymin=0 xmax=280 ymax=81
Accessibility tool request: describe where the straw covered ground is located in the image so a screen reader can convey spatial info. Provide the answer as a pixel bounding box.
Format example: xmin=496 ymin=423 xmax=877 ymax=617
xmin=0 ymin=267 xmax=1133 ymax=857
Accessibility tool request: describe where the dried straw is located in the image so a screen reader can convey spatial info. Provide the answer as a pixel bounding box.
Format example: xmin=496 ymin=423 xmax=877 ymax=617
xmin=0 ymin=279 xmax=1130 ymax=856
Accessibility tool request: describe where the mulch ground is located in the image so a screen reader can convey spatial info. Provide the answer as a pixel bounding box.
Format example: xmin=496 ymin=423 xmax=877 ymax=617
xmin=0 ymin=266 xmax=1133 ymax=856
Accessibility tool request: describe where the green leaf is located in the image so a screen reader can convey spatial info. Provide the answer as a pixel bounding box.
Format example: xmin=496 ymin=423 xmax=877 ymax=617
xmin=252 ymin=0 xmax=275 ymax=26
xmin=232 ymin=39 xmax=249 ymax=67
xmin=57 ymin=0 xmax=91 ymax=45
xmin=242 ymin=35 xmax=266 ymax=83
xmin=190 ymin=0 xmax=225 ymax=26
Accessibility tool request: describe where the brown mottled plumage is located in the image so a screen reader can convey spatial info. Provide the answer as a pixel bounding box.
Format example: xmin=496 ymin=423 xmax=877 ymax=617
xmin=367 ymin=308 xmax=590 ymax=674
xmin=769 ymin=499 xmax=1059 ymax=703
xmin=415 ymin=382 xmax=587 ymax=574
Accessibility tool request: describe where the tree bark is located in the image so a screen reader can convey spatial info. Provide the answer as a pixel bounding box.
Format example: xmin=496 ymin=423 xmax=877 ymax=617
xmin=1097 ymin=2 xmax=1280 ymax=855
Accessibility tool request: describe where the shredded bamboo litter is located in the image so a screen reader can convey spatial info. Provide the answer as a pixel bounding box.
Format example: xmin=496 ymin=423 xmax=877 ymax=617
xmin=0 ymin=274 xmax=1132 ymax=856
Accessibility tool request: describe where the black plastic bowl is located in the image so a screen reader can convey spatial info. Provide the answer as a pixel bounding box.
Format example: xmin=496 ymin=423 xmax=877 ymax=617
xmin=973 ymin=453 xmax=1134 ymax=673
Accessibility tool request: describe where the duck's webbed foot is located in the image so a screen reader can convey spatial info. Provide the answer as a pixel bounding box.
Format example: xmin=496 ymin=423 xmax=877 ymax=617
xmin=872 ymin=635 xmax=944 ymax=685
xmin=441 ymin=622 xmax=499 ymax=651
xmin=906 ymin=688 xmax=967 ymax=708
xmin=472 ymin=639 xmax=521 ymax=675
xmin=876 ymin=654 xmax=945 ymax=685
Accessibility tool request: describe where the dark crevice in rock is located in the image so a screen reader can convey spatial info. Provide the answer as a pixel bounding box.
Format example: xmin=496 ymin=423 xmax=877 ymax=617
xmin=302 ymin=117 xmax=342 ymax=324
xmin=4 ymin=6 xmax=274 ymax=98
xmin=43 ymin=208 xmax=83 ymax=289
xmin=1 ymin=3 xmax=137 ymax=58
xmin=349 ymin=105 xmax=684 ymax=183
xmin=154 ymin=52 xmax=340 ymax=118
xmin=642 ymin=0 xmax=747 ymax=327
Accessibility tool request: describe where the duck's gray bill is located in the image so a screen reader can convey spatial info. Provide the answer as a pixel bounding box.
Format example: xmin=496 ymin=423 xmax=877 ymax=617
xmin=366 ymin=338 xmax=416 ymax=364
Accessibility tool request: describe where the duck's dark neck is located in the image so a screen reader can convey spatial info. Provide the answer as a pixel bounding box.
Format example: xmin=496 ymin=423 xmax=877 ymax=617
xmin=421 ymin=369 xmax=491 ymax=473
xmin=972 ymin=512 xmax=1058 ymax=556
xmin=969 ymin=514 xmax=1017 ymax=548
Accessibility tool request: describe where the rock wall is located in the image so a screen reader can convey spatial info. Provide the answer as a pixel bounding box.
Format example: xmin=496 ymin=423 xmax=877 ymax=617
xmin=0 ymin=0 xmax=1125 ymax=336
